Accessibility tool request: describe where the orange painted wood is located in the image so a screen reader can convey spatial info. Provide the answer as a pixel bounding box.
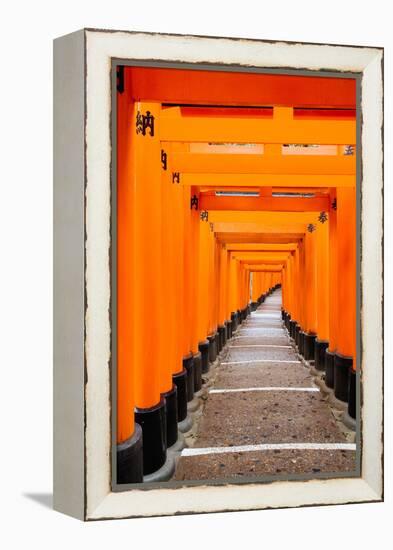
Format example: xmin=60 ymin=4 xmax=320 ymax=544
xmin=125 ymin=67 xmax=356 ymax=108
xmin=133 ymin=102 xmax=163 ymax=409
xmin=304 ymin=230 xmax=317 ymax=334
xmin=218 ymin=245 xmax=228 ymax=324
xmin=160 ymin=149 xmax=176 ymax=390
xmin=160 ymin=109 xmax=356 ymax=144
xmin=315 ymin=217 xmax=330 ymax=341
xmin=328 ymin=191 xmax=338 ymax=353
xmin=197 ymin=219 xmax=211 ymax=341
xmin=226 ymin=243 xmax=298 ymax=251
xmin=211 ymin=211 xmax=319 ymax=224
xmin=117 ymin=84 xmax=135 ymax=443
xmin=171 ymin=153 xmax=355 ymax=175
xmin=190 ymin=203 xmax=201 ymax=352
xmin=336 ymin=187 xmax=356 ymax=362
xmin=171 ymin=161 xmax=185 ymax=373
xmin=199 ymin=196 xmax=330 ymax=212
xmin=182 ymin=173 xmax=355 ymax=188
xmin=182 ymin=185 xmax=193 ymax=358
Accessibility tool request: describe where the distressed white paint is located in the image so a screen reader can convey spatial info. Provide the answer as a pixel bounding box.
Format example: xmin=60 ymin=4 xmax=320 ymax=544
xmin=83 ymin=29 xmax=383 ymax=520
xmin=209 ymin=387 xmax=319 ymax=394
xmin=181 ymin=443 xmax=356 ymax=457
xmin=359 ymin=50 xmax=384 ymax=498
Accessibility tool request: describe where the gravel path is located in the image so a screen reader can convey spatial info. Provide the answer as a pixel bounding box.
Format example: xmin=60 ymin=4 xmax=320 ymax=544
xmin=173 ymin=289 xmax=356 ymax=481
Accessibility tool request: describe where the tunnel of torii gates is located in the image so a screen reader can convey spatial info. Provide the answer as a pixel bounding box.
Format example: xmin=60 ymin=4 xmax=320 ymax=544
xmin=116 ymin=67 xmax=356 ymax=483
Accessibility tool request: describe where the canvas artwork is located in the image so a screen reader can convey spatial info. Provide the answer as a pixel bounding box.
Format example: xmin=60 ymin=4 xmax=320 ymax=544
xmin=53 ymin=29 xmax=383 ymax=520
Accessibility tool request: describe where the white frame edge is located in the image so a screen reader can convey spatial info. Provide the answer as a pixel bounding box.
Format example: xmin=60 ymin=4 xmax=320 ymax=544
xmin=56 ymin=29 xmax=383 ymax=521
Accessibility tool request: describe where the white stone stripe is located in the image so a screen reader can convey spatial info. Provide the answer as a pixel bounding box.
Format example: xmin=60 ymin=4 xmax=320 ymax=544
xmin=181 ymin=443 xmax=356 ymax=457
xmin=236 ymin=332 xmax=286 ymax=336
xmin=209 ymin=387 xmax=319 ymax=394
xmin=233 ymin=335 xmax=287 ymax=339
xmin=242 ymin=324 xmax=285 ymax=332
xmin=228 ymin=344 xmax=291 ymax=349
xmin=221 ymin=359 xmax=301 ymax=365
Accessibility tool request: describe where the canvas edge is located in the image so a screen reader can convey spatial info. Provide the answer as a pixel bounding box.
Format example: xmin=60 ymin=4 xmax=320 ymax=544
xmin=53 ymin=29 xmax=86 ymax=520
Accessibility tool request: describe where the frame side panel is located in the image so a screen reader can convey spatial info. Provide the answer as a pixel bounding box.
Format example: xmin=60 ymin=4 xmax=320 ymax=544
xmin=53 ymin=29 xmax=86 ymax=520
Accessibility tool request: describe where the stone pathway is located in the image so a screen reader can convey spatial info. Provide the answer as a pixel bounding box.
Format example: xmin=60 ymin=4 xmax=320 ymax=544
xmin=172 ymin=289 xmax=356 ymax=481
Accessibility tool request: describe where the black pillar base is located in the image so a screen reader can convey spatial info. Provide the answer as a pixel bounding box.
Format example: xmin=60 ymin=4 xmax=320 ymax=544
xmin=237 ymin=309 xmax=243 ymax=324
xmin=208 ymin=332 xmax=218 ymax=362
xmin=193 ymin=352 xmax=202 ymax=392
xmin=314 ymin=339 xmax=329 ymax=371
xmin=222 ymin=323 xmax=228 ymax=346
xmin=135 ymin=399 xmax=166 ymax=475
xmin=285 ymin=314 xmax=291 ymax=331
xmin=334 ymin=352 xmax=352 ymax=403
xmin=198 ymin=340 xmax=209 ymax=373
xmin=183 ymin=353 xmax=194 ymax=401
xmin=231 ymin=311 xmax=238 ymax=332
xmin=172 ymin=368 xmax=188 ymax=421
xmin=303 ymin=332 xmax=316 ymax=361
xmin=214 ymin=329 xmax=219 ymax=351
xmin=225 ymin=319 xmax=232 ymax=340
xmin=216 ymin=327 xmax=222 ymax=353
xmin=289 ymin=319 xmax=296 ymax=339
xmin=218 ymin=325 xmax=225 ymax=352
xmin=162 ymin=385 xmax=178 ymax=448
xmin=295 ymin=323 xmax=301 ymax=347
xmin=299 ymin=331 xmax=305 ymax=356
xmin=251 ymin=301 xmax=258 ymax=311
xmin=348 ymin=369 xmax=356 ymax=420
xmin=325 ymin=349 xmax=335 ymax=389
xmin=281 ymin=309 xmax=285 ymax=321
xmin=117 ymin=423 xmax=143 ymax=484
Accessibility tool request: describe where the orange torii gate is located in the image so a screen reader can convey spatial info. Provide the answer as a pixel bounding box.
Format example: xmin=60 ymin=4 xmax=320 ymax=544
xmin=228 ymin=251 xmax=289 ymax=319
xmin=116 ymin=90 xmax=357 ymax=483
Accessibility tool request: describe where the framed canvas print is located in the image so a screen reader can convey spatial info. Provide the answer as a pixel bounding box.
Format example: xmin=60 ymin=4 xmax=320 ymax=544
xmin=53 ymin=29 xmax=383 ymax=520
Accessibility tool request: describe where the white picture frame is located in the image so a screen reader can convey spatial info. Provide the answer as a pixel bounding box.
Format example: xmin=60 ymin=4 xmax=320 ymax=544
xmin=53 ymin=28 xmax=383 ymax=520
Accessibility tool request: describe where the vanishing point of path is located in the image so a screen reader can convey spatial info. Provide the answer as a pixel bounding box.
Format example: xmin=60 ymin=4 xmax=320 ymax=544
xmin=173 ymin=288 xmax=356 ymax=481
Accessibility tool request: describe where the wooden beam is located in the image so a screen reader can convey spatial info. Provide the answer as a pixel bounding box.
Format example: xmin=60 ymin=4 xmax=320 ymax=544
xmin=171 ymin=153 xmax=355 ymax=175
xmin=182 ymin=173 xmax=355 ymax=187
xmin=216 ymin=232 xmax=304 ymax=244
xmin=210 ymin=211 xmax=318 ymax=223
xmin=236 ymin=255 xmax=291 ymax=262
xmin=199 ymin=195 xmax=330 ymax=212
xmin=161 ymin=111 xmax=356 ymax=144
xmin=226 ymin=243 xmax=298 ymax=251
xmin=244 ymin=265 xmax=283 ymax=271
xmin=214 ymin=223 xmax=306 ymax=233
xmin=126 ymin=67 xmax=356 ymax=108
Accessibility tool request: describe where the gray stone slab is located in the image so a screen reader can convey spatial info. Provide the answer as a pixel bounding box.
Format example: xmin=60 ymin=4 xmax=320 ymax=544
xmin=215 ymin=362 xmax=314 ymax=389
xmin=243 ymin=321 xmax=283 ymax=328
xmin=231 ymin=336 xmax=289 ymax=346
xmin=193 ymin=391 xmax=348 ymax=447
xmin=173 ymin=448 xmax=356 ymax=481
xmin=227 ymin=347 xmax=298 ymax=362
xmin=172 ymin=289 xmax=354 ymax=483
